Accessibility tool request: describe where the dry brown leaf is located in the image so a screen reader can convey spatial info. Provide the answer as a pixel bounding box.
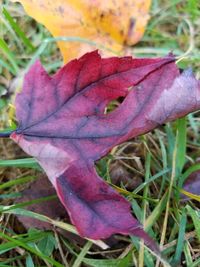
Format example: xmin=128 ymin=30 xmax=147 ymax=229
xmin=110 ymin=162 xmax=142 ymax=191
xmin=13 ymin=0 xmax=151 ymax=62
xmin=15 ymin=176 xmax=68 ymax=230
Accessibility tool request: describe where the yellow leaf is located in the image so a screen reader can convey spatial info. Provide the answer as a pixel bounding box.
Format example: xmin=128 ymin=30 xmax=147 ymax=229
xmin=13 ymin=0 xmax=151 ymax=62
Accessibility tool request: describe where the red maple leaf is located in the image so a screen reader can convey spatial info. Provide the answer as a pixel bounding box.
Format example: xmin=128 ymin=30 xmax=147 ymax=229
xmin=10 ymin=51 xmax=200 ymax=251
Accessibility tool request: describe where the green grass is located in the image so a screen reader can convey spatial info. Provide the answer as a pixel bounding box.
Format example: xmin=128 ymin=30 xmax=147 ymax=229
xmin=0 ymin=0 xmax=200 ymax=266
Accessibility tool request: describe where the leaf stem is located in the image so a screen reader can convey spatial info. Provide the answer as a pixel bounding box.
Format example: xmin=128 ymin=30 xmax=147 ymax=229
xmin=0 ymin=131 xmax=14 ymax=137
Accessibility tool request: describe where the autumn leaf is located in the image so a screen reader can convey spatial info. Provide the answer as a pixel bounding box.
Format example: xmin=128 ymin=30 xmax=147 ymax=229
xmin=10 ymin=51 xmax=200 ymax=252
xmin=12 ymin=0 xmax=151 ymax=62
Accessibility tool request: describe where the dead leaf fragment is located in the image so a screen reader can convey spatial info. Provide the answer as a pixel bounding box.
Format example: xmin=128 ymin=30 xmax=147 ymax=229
xmin=182 ymin=170 xmax=200 ymax=202
xmin=15 ymin=176 xmax=67 ymax=230
xmin=110 ymin=162 xmax=142 ymax=191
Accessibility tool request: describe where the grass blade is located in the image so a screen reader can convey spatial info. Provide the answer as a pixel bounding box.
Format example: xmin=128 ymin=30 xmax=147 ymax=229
xmin=172 ymin=210 xmax=187 ymax=265
xmin=72 ymin=241 xmax=92 ymax=267
xmin=0 ymin=158 xmax=40 ymax=169
xmin=3 ymin=8 xmax=35 ymax=52
xmin=176 ymin=117 xmax=187 ymax=174
xmin=0 ymin=231 xmax=63 ymax=267
xmin=0 ymin=38 xmax=19 ymax=74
